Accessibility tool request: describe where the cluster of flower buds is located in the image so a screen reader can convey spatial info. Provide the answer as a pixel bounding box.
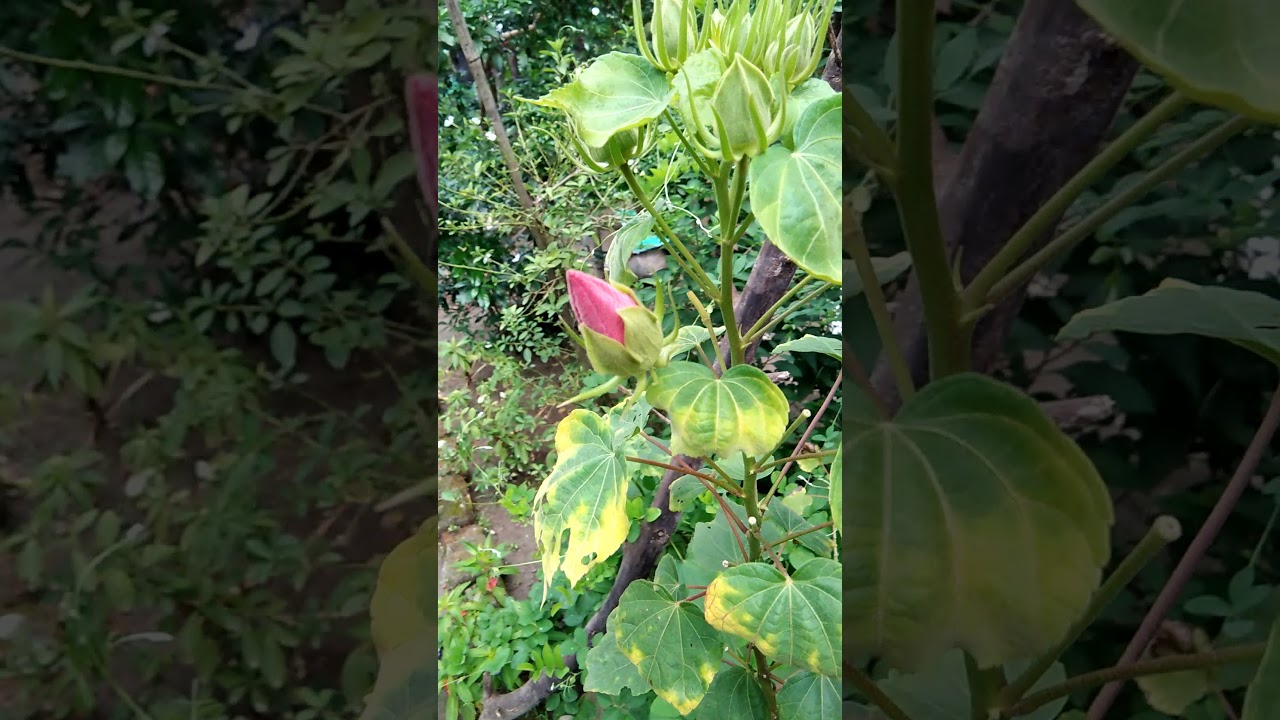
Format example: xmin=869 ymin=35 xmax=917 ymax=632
xmin=565 ymin=269 xmax=664 ymax=378
xmin=706 ymin=0 xmax=830 ymax=90
xmin=570 ymin=123 xmax=656 ymax=174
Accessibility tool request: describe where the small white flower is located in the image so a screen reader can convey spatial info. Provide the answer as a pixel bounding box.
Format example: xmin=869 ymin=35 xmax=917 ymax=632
xmin=485 ymin=130 xmax=497 ymax=141
xmin=591 ymin=6 xmax=600 ymax=15
xmin=471 ymin=117 xmax=481 ymax=125
xmin=444 ymin=115 xmax=455 ymax=127
xmin=497 ymin=22 xmax=504 ymax=31
xmin=721 ymin=560 xmax=730 ymax=568
xmin=828 ymin=320 xmax=843 ymax=336
xmin=499 ymin=391 xmax=507 ymax=399
xmin=438 ymin=439 xmax=445 ymax=448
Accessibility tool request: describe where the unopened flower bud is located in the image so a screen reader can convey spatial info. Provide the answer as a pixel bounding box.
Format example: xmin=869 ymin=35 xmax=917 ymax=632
xmin=566 ymin=270 xmax=663 ymax=377
xmin=405 ymin=74 xmax=437 ymax=219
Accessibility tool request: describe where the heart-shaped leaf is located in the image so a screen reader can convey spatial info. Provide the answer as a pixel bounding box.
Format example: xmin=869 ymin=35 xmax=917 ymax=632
xmin=528 ymin=52 xmax=674 ymax=146
xmin=776 ymin=671 xmax=840 ymax=720
xmin=1243 ymin=616 xmax=1280 ymax=720
xmin=583 ymin=630 xmax=652 ymax=696
xmin=845 ymin=373 xmax=1113 ymax=670
xmin=1075 ymin=0 xmax=1280 ymax=122
xmin=533 ymin=409 xmax=633 ymax=596
xmin=647 ymin=361 xmax=789 ymax=460
xmin=612 ymin=581 xmax=723 ymax=715
xmin=1058 ymin=279 xmax=1280 ymax=365
xmin=878 ymin=649 xmax=1070 ymax=720
xmin=362 ymin=518 xmax=435 ymax=720
xmin=704 ymin=559 xmax=842 ymax=676
xmin=693 ymin=667 xmax=768 ymax=720
xmin=749 ymin=93 xmax=842 ymax=284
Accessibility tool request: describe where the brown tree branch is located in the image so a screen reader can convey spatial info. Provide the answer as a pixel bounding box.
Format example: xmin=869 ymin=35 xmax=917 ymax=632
xmin=868 ymin=0 xmax=1139 ymax=409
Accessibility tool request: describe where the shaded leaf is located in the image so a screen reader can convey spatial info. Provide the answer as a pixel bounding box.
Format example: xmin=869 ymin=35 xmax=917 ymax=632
xmin=771 ymin=334 xmax=841 ymax=361
xmin=584 ymin=631 xmax=652 ymax=696
xmin=612 ymin=581 xmax=723 ymax=715
xmin=1242 ymin=615 xmax=1280 ymax=720
xmin=693 ymin=667 xmax=767 ymax=720
xmin=845 ymin=373 xmax=1113 ymax=670
xmin=879 ymin=649 xmax=1069 ymax=720
xmin=776 ymin=671 xmax=840 ymax=720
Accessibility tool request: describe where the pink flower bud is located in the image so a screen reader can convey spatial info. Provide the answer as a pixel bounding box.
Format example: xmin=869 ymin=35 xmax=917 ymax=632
xmin=406 ymin=73 xmax=437 ymax=216
xmin=567 ymin=269 xmax=636 ymax=344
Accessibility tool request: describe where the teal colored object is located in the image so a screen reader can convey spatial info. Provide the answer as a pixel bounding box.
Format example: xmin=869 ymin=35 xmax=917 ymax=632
xmin=634 ymin=236 xmax=664 ymax=253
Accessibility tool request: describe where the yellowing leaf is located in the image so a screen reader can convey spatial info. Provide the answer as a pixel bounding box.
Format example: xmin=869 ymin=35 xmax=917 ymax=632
xmin=647 ymin=362 xmax=789 ymax=460
xmin=612 ymin=581 xmax=723 ymax=715
xmin=533 ymin=410 xmax=633 ymax=597
xmin=704 ymin=559 xmax=842 ymax=676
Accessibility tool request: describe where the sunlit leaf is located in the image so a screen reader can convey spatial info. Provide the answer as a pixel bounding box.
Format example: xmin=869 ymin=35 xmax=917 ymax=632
xmin=527 ymin=52 xmax=674 ymax=146
xmin=704 ymin=559 xmax=841 ymax=675
xmin=647 ymin=362 xmax=789 ymax=460
xmin=612 ymin=581 xmax=723 ymax=715
xmin=583 ymin=631 xmax=651 ymax=696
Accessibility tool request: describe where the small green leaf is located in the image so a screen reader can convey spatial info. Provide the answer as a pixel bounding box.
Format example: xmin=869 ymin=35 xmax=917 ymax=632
xmin=1058 ymin=279 xmax=1280 ymax=366
xmin=660 ymin=325 xmax=716 ymax=364
xmin=704 ymin=559 xmax=841 ymax=676
xmin=648 ymin=362 xmax=789 ymax=460
xmin=533 ymin=410 xmax=633 ymax=595
xmin=771 ymin=334 xmax=841 ymax=361
xmin=612 ymin=581 xmax=723 ymax=715
xmin=776 ymin=672 xmax=839 ymax=720
xmin=1075 ymin=0 xmax=1280 ymax=122
xmin=1243 ymin=615 xmax=1280 ymax=719
xmin=749 ymin=94 xmax=841 ymax=284
xmin=269 ymin=322 xmax=298 ymax=368
xmin=846 ymin=373 xmax=1113 ymax=671
xmin=527 ymin=52 xmax=674 ymax=146
xmin=669 ymin=474 xmax=706 ymax=511
xmin=829 ymin=444 xmax=841 ymax=536
xmin=605 ymin=212 xmax=654 ymax=286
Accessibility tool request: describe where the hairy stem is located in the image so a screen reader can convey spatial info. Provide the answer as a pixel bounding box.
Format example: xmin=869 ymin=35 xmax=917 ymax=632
xmin=1087 ymin=384 xmax=1280 ymax=718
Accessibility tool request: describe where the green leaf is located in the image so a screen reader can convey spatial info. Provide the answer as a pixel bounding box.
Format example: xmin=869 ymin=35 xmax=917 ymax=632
xmin=362 ymin=518 xmax=435 ymax=720
xmin=843 ymin=252 xmax=911 ymax=299
xmin=605 ymin=212 xmax=655 ymax=287
xmin=584 ymin=631 xmax=652 ymax=696
xmin=660 ymin=325 xmax=717 ymax=364
xmin=763 ymin=500 xmax=832 ymax=556
xmin=647 ymin=362 xmax=789 ymax=460
xmin=771 ymin=334 xmax=841 ymax=361
xmin=878 ymin=649 xmax=1069 ymax=720
xmin=704 ymin=559 xmax=841 ymax=676
xmin=612 ymin=581 xmax=723 ymax=715
xmin=1075 ymin=0 xmax=1280 ymax=122
xmin=533 ymin=410 xmax=633 ymax=595
xmin=749 ymin=94 xmax=841 ymax=284
xmin=679 ymin=505 xmax=750 ymax=608
xmin=776 ymin=672 xmax=840 ymax=720
xmin=1058 ymin=279 xmax=1280 ymax=366
xmin=781 ymin=79 xmax=838 ymax=147
xmin=528 ymin=52 xmax=674 ymax=146
xmin=269 ymin=322 xmax=298 ymax=368
xmin=1243 ymin=615 xmax=1280 ymax=720
xmin=845 ymin=373 xmax=1114 ymax=671
xmin=669 ymin=474 xmax=706 ymax=511
xmin=692 ymin=667 xmax=767 ymax=720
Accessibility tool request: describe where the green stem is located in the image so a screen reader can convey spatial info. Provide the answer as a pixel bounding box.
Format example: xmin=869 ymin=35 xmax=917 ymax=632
xmin=664 ymin=109 xmax=716 ymax=179
xmin=894 ymin=1 xmax=966 ymax=379
xmin=619 ymin=164 xmax=718 ymax=294
xmin=743 ymin=276 xmax=813 ymax=341
xmin=742 ymin=283 xmax=833 ymax=345
xmin=742 ymin=458 xmax=763 ymax=562
xmin=843 ymin=86 xmax=898 ymax=187
xmin=764 ymin=521 xmax=833 ymax=550
xmin=984 ymin=112 xmax=1251 ymax=304
xmin=999 ymin=515 xmax=1183 ymax=708
xmin=848 ymin=664 xmax=913 ymax=720
xmin=1006 ymin=643 xmax=1266 ymax=718
xmin=718 ymin=159 xmax=747 ymax=367
xmin=963 ymin=91 xmax=1190 ymax=307
xmin=380 ymin=217 xmax=436 ymax=297
xmin=848 ymin=215 xmax=914 ymax=401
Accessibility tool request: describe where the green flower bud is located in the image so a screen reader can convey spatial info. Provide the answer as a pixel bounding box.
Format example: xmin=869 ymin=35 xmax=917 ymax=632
xmin=677 ymin=52 xmax=786 ymax=161
xmin=570 ymin=125 xmax=654 ymax=173
xmin=634 ymin=0 xmax=706 ymax=72
xmin=765 ymin=14 xmax=819 ymax=87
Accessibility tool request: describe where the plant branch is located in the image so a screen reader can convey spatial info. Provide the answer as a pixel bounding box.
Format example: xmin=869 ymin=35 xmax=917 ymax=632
xmin=1011 ymin=643 xmax=1267 ymax=717
xmin=986 ymin=113 xmax=1252 ymax=303
xmin=1087 ymin=383 xmax=1280 ymax=719
xmin=893 ymin=0 xmax=966 ymax=380
xmin=848 ymin=663 xmax=913 ymax=720
xmin=849 ymin=208 xmax=914 ymax=400
xmin=962 ymin=91 xmax=1190 ymax=309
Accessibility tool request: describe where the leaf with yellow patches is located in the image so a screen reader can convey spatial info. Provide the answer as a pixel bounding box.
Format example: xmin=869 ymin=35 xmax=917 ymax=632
xmin=533 ymin=410 xmax=633 ymax=599
xmin=612 ymin=581 xmax=723 ymax=715
xmin=692 ymin=667 xmax=768 ymax=720
xmin=647 ymin=362 xmax=789 ymax=460
xmin=704 ymin=559 xmax=841 ymax=676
